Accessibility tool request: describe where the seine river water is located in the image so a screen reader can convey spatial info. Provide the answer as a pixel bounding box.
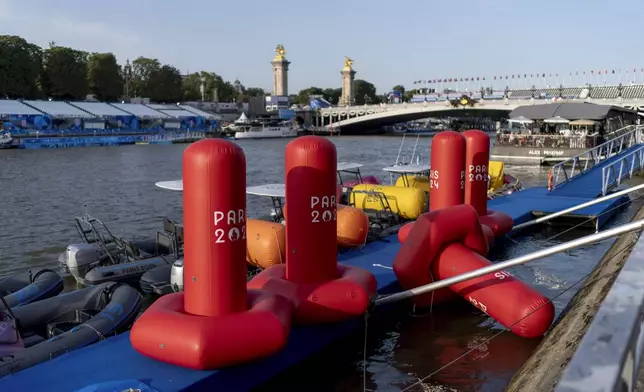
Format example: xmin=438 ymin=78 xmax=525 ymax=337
xmin=0 ymin=135 xmax=641 ymax=391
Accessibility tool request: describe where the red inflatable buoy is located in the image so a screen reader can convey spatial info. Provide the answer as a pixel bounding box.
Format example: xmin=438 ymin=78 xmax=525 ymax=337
xmin=430 ymin=131 xmax=465 ymax=211
xmin=462 ymin=130 xmax=490 ymax=217
xmin=433 ymin=243 xmax=555 ymax=338
xmin=393 ymin=205 xmax=488 ymax=307
xmin=480 ymin=210 xmax=514 ymax=238
xmin=397 ymin=221 xmax=414 ymax=243
xmin=131 ymin=139 xmax=292 ymax=369
xmin=249 ymin=136 xmax=377 ymax=323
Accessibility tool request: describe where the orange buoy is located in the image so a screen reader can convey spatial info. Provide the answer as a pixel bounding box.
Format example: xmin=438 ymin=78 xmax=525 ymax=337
xmin=336 ymin=205 xmax=369 ymax=247
xmin=246 ymin=219 xmax=286 ymax=268
xmin=284 ymin=203 xmax=368 ymax=248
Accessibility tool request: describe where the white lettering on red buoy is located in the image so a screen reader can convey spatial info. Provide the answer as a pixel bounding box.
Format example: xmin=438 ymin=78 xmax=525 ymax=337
xmin=311 ymin=195 xmax=337 ymax=223
xmin=494 ymin=271 xmax=513 ymax=280
xmin=213 ymin=210 xmax=246 ymax=244
xmin=468 ymin=165 xmax=488 ymax=182
xmin=460 ymin=170 xmax=465 ymax=189
xmin=430 ymin=169 xmax=439 ymax=189
xmin=468 ymin=296 xmax=488 ymax=314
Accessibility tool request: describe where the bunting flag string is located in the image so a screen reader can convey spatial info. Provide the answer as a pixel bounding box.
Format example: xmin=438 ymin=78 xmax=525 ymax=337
xmin=411 ymin=68 xmax=644 ymax=86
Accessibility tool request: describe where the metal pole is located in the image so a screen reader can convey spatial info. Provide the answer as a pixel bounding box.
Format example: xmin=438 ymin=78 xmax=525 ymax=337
xmin=511 ymin=183 xmax=644 ymax=232
xmin=374 ymin=218 xmax=644 ymax=307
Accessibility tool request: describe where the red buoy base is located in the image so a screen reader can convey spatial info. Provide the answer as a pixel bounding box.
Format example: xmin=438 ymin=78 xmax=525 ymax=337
xmin=434 ymin=243 xmax=554 ymax=338
xmin=248 ymin=264 xmax=377 ymax=324
xmin=130 ymin=290 xmax=292 ymax=369
xmin=393 ymin=204 xmax=489 ymax=308
xmin=480 ymin=210 xmax=514 ymax=238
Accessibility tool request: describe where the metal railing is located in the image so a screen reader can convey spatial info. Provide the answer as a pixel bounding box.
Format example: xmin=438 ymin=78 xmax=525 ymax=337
xmin=551 ymin=125 xmax=641 ymax=190
xmin=495 ymin=133 xmax=598 ymax=149
xmin=601 ymin=145 xmax=644 ymax=195
xmin=554 ymin=228 xmax=644 ymax=392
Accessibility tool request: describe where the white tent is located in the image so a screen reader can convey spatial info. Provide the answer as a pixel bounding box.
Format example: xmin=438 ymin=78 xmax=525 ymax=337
xmin=234 ymin=112 xmax=250 ymax=124
xmin=508 ymin=116 xmax=534 ymax=124
xmin=544 ymin=116 xmax=570 ymax=124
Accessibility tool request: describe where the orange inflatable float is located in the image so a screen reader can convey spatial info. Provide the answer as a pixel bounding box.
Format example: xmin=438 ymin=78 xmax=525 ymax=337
xmin=284 ymin=204 xmax=369 ymax=248
xmin=336 ymin=205 xmax=369 ymax=247
xmin=246 ymin=219 xmax=286 ymax=269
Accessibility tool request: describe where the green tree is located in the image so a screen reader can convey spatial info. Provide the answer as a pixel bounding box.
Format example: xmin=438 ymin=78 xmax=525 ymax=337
xmin=295 ymin=87 xmax=324 ymax=105
xmin=42 ymin=45 xmax=89 ymax=100
xmin=322 ymin=88 xmax=342 ymax=105
xmin=392 ymin=85 xmax=405 ymax=95
xmin=181 ymin=71 xmax=239 ymax=102
xmin=404 ymin=89 xmax=417 ymax=102
xmin=0 ymin=35 xmax=42 ymax=99
xmin=182 ymin=72 xmax=204 ymax=101
xmin=131 ymin=57 xmax=161 ymax=98
xmin=235 ymin=87 xmax=266 ymax=103
xmin=354 ymin=79 xmax=379 ymax=105
xmin=87 ymin=52 xmax=123 ymax=101
xmin=146 ymin=65 xmax=183 ymax=102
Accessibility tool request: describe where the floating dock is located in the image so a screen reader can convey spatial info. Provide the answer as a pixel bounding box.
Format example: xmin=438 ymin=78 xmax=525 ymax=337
xmin=2 ymin=134 xmax=642 ymax=392
xmin=0 ymin=194 xmax=632 ymax=391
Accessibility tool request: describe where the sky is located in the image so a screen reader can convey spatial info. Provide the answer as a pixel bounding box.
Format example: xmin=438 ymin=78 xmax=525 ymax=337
xmin=1 ymin=0 xmax=643 ymax=93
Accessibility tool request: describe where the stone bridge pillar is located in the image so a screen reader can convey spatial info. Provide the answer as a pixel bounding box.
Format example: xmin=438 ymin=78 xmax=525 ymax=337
xmin=339 ymin=57 xmax=356 ymax=106
xmin=271 ymin=44 xmax=290 ymax=97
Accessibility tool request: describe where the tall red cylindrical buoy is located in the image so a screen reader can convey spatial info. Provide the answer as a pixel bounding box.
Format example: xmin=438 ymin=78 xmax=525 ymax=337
xmin=430 ymin=131 xmax=466 ymax=211
xmin=248 ymin=136 xmax=377 ymax=324
xmin=433 ymin=243 xmax=555 ymax=338
xmin=285 ymin=136 xmax=339 ymax=283
xmin=183 ymin=139 xmax=247 ymax=317
xmin=130 ymin=139 xmax=293 ymax=369
xmin=462 ymin=130 xmax=490 ymax=217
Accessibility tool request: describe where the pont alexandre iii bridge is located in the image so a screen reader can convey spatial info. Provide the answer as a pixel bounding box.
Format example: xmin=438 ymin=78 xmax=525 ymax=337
xmin=313 ymin=97 xmax=644 ymax=132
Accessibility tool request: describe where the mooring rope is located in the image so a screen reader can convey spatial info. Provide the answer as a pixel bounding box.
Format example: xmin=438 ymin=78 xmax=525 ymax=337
xmin=398 ymin=240 xmax=639 ymax=392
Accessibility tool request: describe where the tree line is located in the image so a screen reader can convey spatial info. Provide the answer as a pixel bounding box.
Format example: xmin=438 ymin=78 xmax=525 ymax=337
xmin=0 ymin=35 xmax=413 ymax=106
xmin=0 ymin=35 xmax=267 ymax=103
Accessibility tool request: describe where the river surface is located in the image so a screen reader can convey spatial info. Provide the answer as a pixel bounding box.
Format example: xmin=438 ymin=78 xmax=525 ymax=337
xmin=0 ymin=135 xmax=640 ymax=391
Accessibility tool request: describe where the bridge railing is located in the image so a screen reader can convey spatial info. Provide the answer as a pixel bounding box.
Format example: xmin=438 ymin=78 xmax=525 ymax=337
xmin=601 ymin=145 xmax=644 ymax=195
xmin=554 ymin=228 xmax=644 ymax=392
xmin=551 ymin=125 xmax=640 ymax=189
xmin=495 ymin=134 xmax=599 ymax=149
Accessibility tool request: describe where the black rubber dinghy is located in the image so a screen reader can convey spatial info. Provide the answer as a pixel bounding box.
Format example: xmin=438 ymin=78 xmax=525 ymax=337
xmin=139 ymin=264 xmax=174 ymax=295
xmin=0 ymin=282 xmax=142 ymax=377
xmin=0 ymin=269 xmax=64 ymax=308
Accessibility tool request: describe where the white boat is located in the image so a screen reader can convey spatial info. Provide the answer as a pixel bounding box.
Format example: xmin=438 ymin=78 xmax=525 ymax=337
xmin=0 ymin=133 xmax=13 ymax=149
xmin=232 ymin=113 xmax=297 ymax=140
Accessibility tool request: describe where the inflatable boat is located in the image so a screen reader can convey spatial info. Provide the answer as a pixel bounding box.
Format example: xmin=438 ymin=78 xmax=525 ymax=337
xmin=0 ymin=269 xmax=64 ymax=308
xmin=0 ymin=282 xmax=142 ymax=378
xmin=59 ymin=214 xmax=182 ymax=287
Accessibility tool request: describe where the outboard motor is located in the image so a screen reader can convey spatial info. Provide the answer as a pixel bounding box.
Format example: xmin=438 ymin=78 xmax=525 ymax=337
xmin=62 ymin=244 xmax=102 ymax=281
xmin=170 ymin=259 xmax=184 ymax=292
